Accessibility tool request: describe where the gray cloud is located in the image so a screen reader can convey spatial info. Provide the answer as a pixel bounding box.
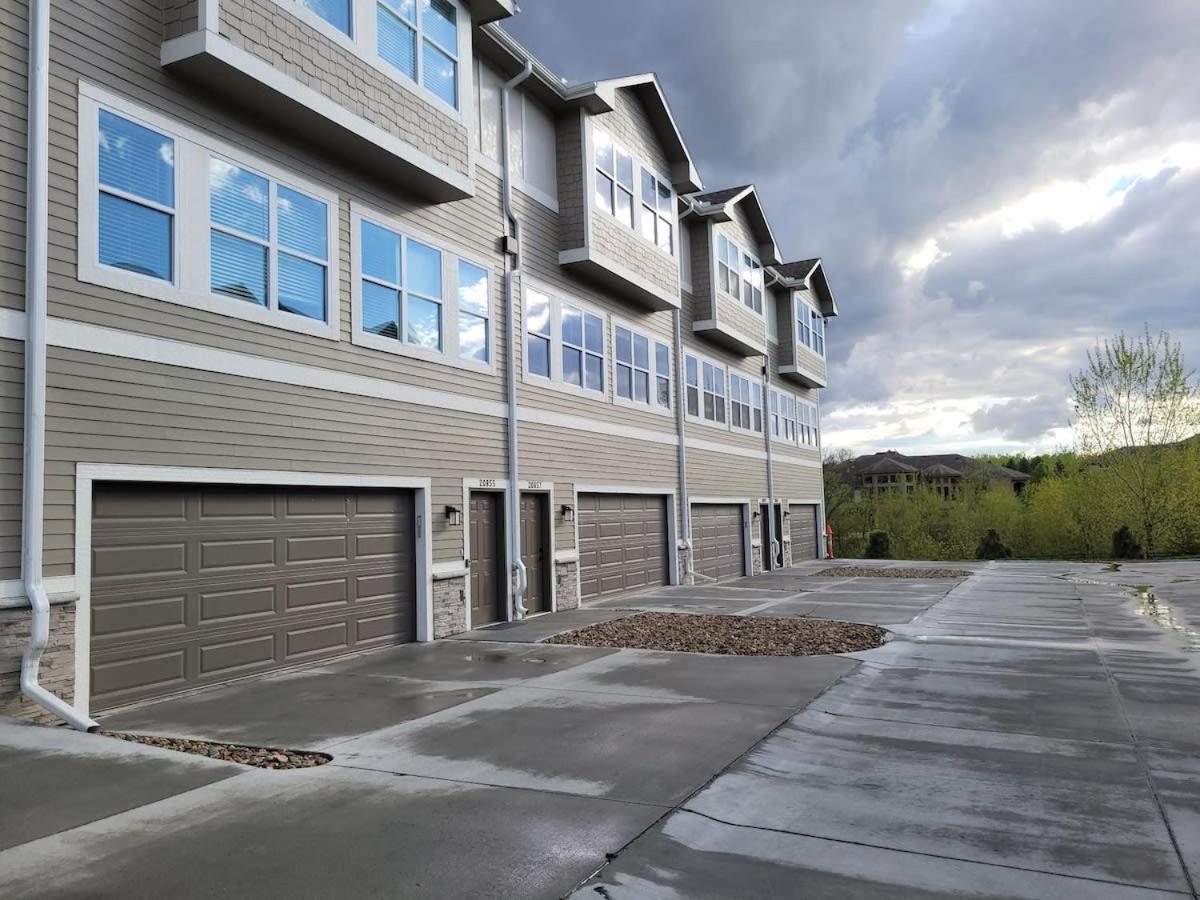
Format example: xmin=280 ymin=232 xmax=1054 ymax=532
xmin=504 ymin=1 xmax=1200 ymax=454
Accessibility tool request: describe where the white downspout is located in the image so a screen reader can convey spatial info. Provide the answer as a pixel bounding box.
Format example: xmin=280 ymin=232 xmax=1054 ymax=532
xmin=763 ymin=361 xmax=779 ymax=571
xmin=500 ymin=59 xmax=533 ymax=620
xmin=672 ymin=309 xmax=711 ymax=584
xmin=20 ymin=0 xmax=97 ymax=731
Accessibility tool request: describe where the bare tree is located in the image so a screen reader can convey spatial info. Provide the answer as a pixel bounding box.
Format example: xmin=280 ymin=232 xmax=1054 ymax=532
xmin=1070 ymin=327 xmax=1200 ymax=557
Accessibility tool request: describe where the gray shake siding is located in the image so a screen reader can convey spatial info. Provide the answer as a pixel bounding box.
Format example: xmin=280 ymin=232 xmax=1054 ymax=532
xmin=217 ymin=0 xmax=470 ymax=175
xmin=1 ymin=2 xmax=835 ymax=714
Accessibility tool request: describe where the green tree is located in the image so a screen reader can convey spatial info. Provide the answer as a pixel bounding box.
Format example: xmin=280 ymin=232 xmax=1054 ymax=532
xmin=1070 ymin=327 xmax=1200 ymax=557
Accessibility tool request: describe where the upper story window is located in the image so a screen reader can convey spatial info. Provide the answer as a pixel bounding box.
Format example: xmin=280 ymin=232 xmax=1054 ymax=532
xmin=685 ymin=354 xmax=727 ymax=425
xmin=594 ymin=128 xmax=635 ymax=229
xmin=717 ymin=233 xmax=761 ymax=313
xmin=306 ymin=0 xmax=352 ymax=34
xmin=640 ymin=170 xmax=675 ymax=254
xmin=524 ymin=286 xmax=607 ymax=397
xmin=797 ymin=295 xmax=826 ymax=356
xmin=769 ymin=388 xmax=798 ymax=443
xmin=283 ymin=0 xmax=464 ymax=112
xmin=81 ymin=87 xmax=339 ymax=340
xmin=615 ymin=324 xmax=671 ymax=410
xmin=798 ymin=399 xmax=820 ymax=447
xmin=476 ymin=63 xmax=557 ymax=204
xmin=352 ymin=205 xmax=492 ymax=368
xmin=729 ymin=373 xmax=763 ymax=433
xmin=377 ymin=0 xmax=459 ymax=107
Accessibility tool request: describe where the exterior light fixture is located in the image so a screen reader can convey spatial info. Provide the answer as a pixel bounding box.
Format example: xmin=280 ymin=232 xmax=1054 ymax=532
xmin=783 ymin=508 xmax=791 ymax=519
xmin=445 ymin=505 xmax=462 ymax=527
xmin=561 ymin=504 xmax=575 ymax=523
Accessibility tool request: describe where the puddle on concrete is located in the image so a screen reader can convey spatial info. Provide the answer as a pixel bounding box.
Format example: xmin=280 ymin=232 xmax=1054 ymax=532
xmin=1132 ymin=586 xmax=1200 ymax=652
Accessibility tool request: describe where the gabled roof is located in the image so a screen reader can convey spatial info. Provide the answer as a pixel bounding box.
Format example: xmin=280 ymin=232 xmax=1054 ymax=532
xmin=858 ymin=456 xmax=919 ymax=475
xmin=922 ymin=463 xmax=963 ymax=477
xmin=840 ymin=452 xmax=1031 ymax=484
xmin=477 ymin=26 xmax=703 ymax=194
xmin=687 ymin=184 xmax=781 ymax=265
xmin=772 ymin=257 xmax=839 ymax=318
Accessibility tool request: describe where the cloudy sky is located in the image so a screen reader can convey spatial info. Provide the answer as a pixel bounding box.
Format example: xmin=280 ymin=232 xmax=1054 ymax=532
xmin=505 ymin=0 xmax=1200 ymax=457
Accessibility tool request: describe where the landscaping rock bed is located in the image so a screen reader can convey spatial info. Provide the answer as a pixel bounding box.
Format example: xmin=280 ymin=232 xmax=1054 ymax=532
xmin=544 ymin=612 xmax=886 ymax=656
xmin=815 ymin=566 xmax=971 ymax=579
xmin=104 ymin=731 xmax=331 ymax=769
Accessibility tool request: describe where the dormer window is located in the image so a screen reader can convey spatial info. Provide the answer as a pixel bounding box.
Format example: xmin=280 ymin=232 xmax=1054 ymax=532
xmin=797 ymin=294 xmax=825 ymax=357
xmin=594 ymin=128 xmax=635 ymax=229
xmin=717 ymin=234 xmax=761 ymax=313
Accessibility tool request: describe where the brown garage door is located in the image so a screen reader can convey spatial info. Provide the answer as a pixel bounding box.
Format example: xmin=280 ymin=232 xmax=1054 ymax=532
xmin=89 ymin=483 xmax=416 ymax=710
xmin=578 ymin=493 xmax=668 ymax=602
xmin=790 ymin=503 xmax=819 ymax=562
xmin=691 ymin=504 xmax=745 ymax=580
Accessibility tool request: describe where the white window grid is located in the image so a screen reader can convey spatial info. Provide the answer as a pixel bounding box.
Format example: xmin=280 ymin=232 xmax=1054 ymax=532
xmin=717 ymin=232 xmax=761 ymax=313
xmin=640 ymin=168 xmax=675 ymax=255
xmin=594 ymin=127 xmax=635 ymax=229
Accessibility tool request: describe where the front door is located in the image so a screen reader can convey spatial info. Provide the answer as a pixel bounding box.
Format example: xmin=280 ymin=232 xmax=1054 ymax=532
xmin=520 ymin=492 xmax=551 ymax=613
xmin=760 ymin=503 xmax=784 ymax=570
xmin=469 ymin=491 xmax=504 ymax=626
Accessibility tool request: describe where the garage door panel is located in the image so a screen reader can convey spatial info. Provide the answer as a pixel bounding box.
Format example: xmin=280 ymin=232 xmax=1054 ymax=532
xmin=692 ymin=504 xmax=745 ymax=580
xmin=790 ymin=504 xmax=818 ymax=563
xmin=93 ymin=489 xmax=187 ymax=522
xmin=578 ymin=493 xmax=668 ymax=603
xmin=90 ymin=484 xmax=416 ymax=711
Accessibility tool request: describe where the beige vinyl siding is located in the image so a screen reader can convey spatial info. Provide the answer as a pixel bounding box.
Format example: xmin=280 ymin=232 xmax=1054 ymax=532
xmin=219 ymin=0 xmax=470 ymax=176
xmin=162 ymin=0 xmax=198 ymax=40
xmin=0 ymin=340 xmax=22 ymax=580
xmin=556 ymin=109 xmax=585 ymax=251
xmin=518 ymin=423 xmax=676 ymax=488
xmin=684 ymin=446 xmax=766 ymax=499
xmin=794 ymin=342 xmax=828 ymax=383
xmin=773 ymin=457 xmax=823 ymax=500
xmin=0 ymin=0 xmax=27 ymax=312
xmin=41 ymin=346 xmax=509 ymax=576
xmin=590 ymin=211 xmax=679 ymax=299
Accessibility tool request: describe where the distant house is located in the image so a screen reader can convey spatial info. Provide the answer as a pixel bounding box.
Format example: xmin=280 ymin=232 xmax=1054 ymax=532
xmin=838 ymin=452 xmax=1031 ymax=499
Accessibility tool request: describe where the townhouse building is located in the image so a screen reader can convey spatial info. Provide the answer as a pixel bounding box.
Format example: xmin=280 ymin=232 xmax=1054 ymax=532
xmin=0 ymin=0 xmax=839 ymax=725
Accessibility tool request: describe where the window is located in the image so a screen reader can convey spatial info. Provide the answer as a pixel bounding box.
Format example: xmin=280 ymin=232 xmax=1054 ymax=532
xmin=376 ymin=0 xmax=459 ymax=108
xmin=811 ymin=309 xmax=825 ymax=356
xmin=679 ymin=220 xmax=693 ymax=290
xmin=730 ymin=373 xmax=761 ymax=432
xmin=640 ymin=170 xmax=675 ymax=255
xmin=716 ymin=233 xmax=761 ymax=313
xmin=353 ymin=209 xmax=492 ymax=366
xmin=594 ymin=128 xmax=634 ymax=229
xmin=702 ymin=361 xmax=726 ymax=424
xmin=526 ymin=289 xmax=551 ymax=377
xmin=770 ymin=389 xmax=797 ymax=443
xmin=82 ymin=88 xmax=339 ymax=339
xmin=685 ymin=355 xmax=700 ymax=417
xmin=798 ymin=400 xmax=820 ymax=447
xmin=523 ymin=286 xmax=608 ymax=397
xmin=797 ymin=295 xmax=813 ymax=349
xmin=304 ymin=0 xmax=352 ymax=34
xmin=476 ymin=63 xmax=557 ymax=203
xmin=97 ymin=110 xmax=175 ymax=283
xmin=210 ymin=159 xmax=330 ymax=322
xmin=615 ymin=325 xmax=671 ymax=410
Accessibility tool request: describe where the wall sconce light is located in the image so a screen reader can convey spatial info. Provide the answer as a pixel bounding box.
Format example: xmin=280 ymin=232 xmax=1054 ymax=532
xmin=561 ymin=504 xmax=575 ymax=524
xmin=783 ymin=508 xmax=791 ymax=520
xmin=445 ymin=505 xmax=462 ymax=527
xmin=751 ymin=509 xmax=760 ymax=520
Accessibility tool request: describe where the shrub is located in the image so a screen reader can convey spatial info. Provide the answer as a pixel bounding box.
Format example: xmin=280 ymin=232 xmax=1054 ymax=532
xmin=975 ymin=529 xmax=1013 ymax=559
xmin=864 ymin=531 xmax=892 ymax=559
xmin=1112 ymin=525 xmax=1143 ymax=559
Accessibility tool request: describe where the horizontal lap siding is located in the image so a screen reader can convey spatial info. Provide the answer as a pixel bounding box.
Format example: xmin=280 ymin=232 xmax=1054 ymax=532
xmin=0 ymin=340 xmax=22 ymax=579
xmin=684 ymin=445 xmax=766 ymax=499
xmin=519 ymin=421 xmax=676 ymax=487
xmin=794 ymin=343 xmax=828 ymax=383
xmin=0 ymin=0 xmax=28 ymax=311
xmin=773 ymin=457 xmax=823 ymax=500
xmin=42 ymin=347 xmax=508 ymax=576
xmin=46 ymin=0 xmax=507 ymax=402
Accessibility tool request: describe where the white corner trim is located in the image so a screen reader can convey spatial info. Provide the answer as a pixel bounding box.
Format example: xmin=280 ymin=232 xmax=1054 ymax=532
xmin=199 ymin=0 xmax=219 ymax=32
xmin=160 ymin=30 xmax=472 ymax=197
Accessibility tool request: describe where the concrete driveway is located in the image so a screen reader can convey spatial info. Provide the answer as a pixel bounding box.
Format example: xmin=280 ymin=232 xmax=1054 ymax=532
xmin=1 ymin=560 xmax=1197 ymax=898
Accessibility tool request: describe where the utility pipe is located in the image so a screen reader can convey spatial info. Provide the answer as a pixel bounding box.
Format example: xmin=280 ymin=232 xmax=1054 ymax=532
xmin=500 ymin=59 xmax=533 ymax=619
xmin=20 ymin=0 xmax=97 ymax=731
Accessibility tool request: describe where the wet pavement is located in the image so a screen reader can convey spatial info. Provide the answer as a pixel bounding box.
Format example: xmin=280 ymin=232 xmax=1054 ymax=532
xmin=2 ymin=560 xmax=1198 ymax=898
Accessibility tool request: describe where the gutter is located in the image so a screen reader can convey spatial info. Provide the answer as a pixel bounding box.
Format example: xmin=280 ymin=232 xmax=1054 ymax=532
xmin=500 ymin=59 xmax=533 ymax=620
xmin=20 ymin=0 xmax=97 ymax=731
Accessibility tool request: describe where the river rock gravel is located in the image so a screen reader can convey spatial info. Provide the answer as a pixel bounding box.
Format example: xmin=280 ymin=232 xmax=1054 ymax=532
xmin=544 ymin=612 xmax=886 ymax=656
xmin=103 ymin=731 xmax=331 ymax=769
xmin=815 ymin=565 xmax=972 ymax=579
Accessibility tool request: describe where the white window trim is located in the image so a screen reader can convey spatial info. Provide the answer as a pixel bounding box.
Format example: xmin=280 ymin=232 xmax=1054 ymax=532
xmin=796 ymin=291 xmax=825 ymax=357
xmin=797 ymin=396 xmax=820 ymax=448
xmin=521 ymin=279 xmax=610 ymax=404
xmin=683 ymin=348 xmax=731 ymax=431
xmin=728 ymin=371 xmax=763 ymax=436
xmin=769 ymin=386 xmax=801 ymax=446
xmin=588 ymin=120 xmax=678 ymax=259
xmin=272 ymin=0 xmax=471 ymax=121
xmin=715 ymin=229 xmax=763 ymax=317
xmin=474 ymin=64 xmax=558 ymax=211
xmin=349 ymin=203 xmax=496 ymax=375
xmin=611 ymin=315 xmax=673 ymax=418
xmin=78 ymin=82 xmax=340 ymax=341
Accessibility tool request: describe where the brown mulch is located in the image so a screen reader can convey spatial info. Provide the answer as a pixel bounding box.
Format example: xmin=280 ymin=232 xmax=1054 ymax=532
xmin=814 ymin=566 xmax=971 ymax=579
xmin=104 ymin=731 xmax=331 ymax=769
xmin=543 ymin=612 xmax=886 ymax=656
